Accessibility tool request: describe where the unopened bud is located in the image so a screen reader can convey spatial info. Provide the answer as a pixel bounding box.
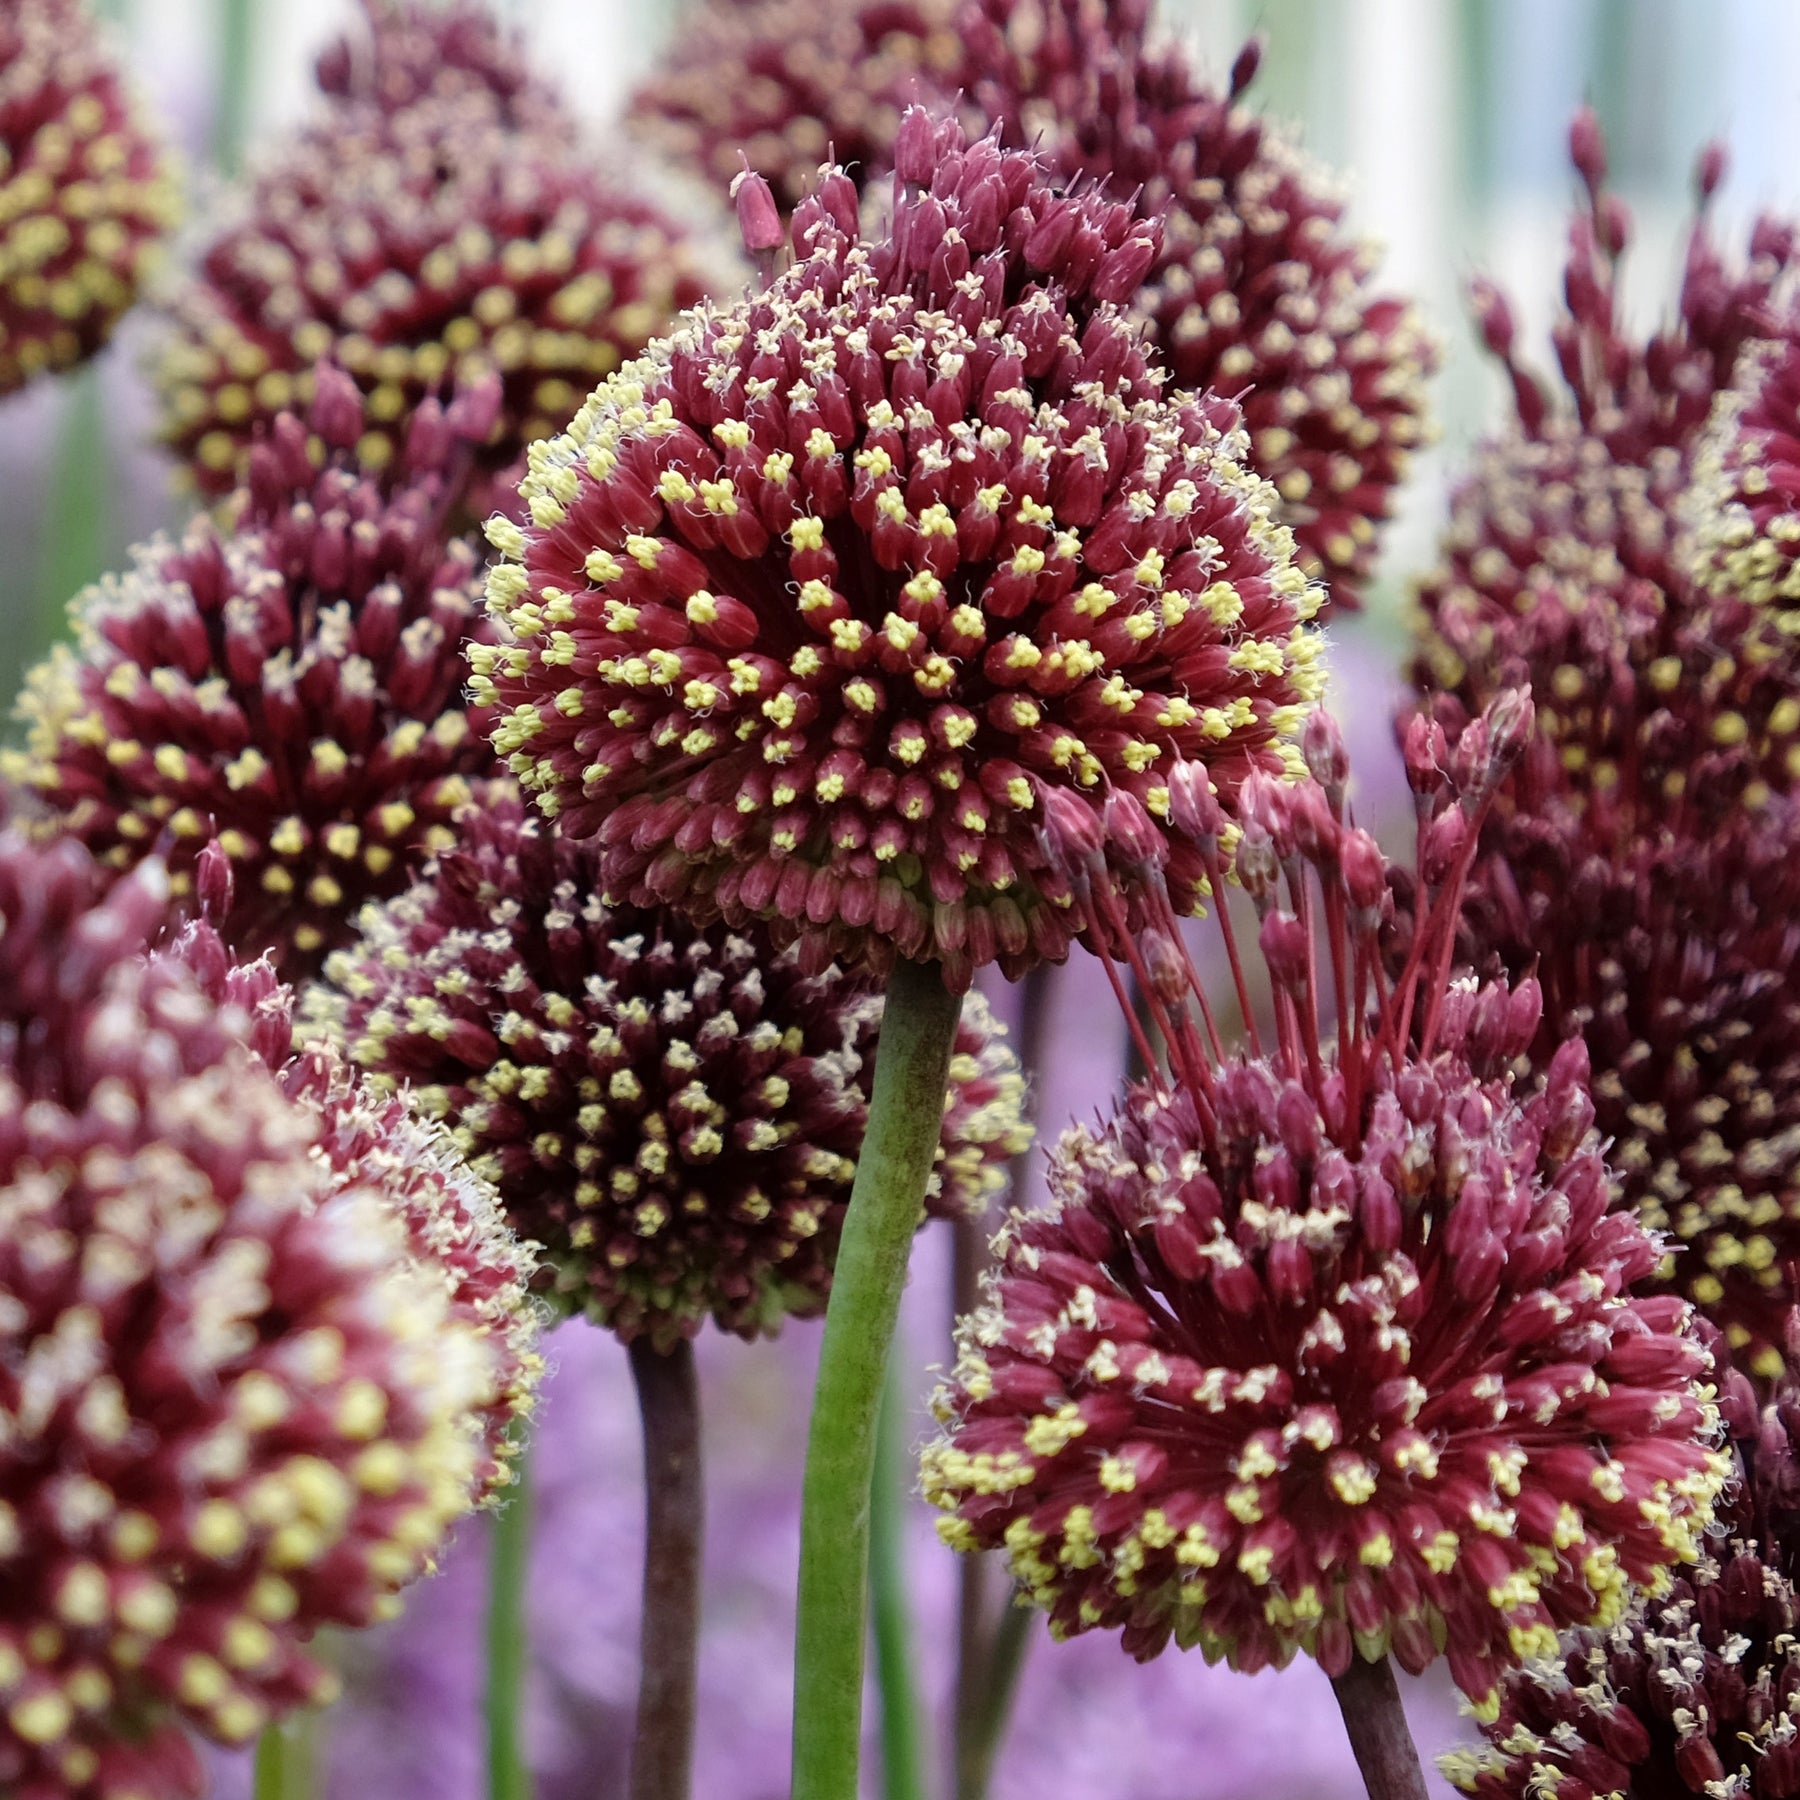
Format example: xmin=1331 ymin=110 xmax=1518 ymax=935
xmin=1167 ymin=760 xmax=1224 ymax=854
xmin=730 ymin=162 xmax=785 ymax=261
xmin=1402 ymin=713 xmax=1447 ymax=796
xmin=1258 ymin=909 xmax=1309 ymax=989
xmin=1341 ymin=828 xmax=1386 ymax=912
xmin=310 ymin=362 xmax=365 ymax=450
xmin=1229 ymin=35 xmax=1263 ymax=99
xmin=1301 ymin=710 xmax=1350 ymax=798
xmin=1569 ymin=105 xmax=1607 ymax=190
xmin=1103 ymin=787 xmax=1165 ymax=878
xmin=446 ymin=370 xmax=503 ymax=444
xmin=196 ymin=839 xmax=234 ymax=920
xmin=1037 ymin=787 xmax=1105 ymax=887
xmin=894 ymin=105 xmax=938 ymax=188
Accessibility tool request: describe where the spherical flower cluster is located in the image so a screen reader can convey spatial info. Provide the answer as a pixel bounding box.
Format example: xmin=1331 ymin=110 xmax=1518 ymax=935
xmin=8 ymin=366 xmax=503 ymax=977
xmin=304 ymin=786 xmax=1031 ymax=1348
xmin=627 ymin=0 xmax=960 ymax=217
xmin=0 ymin=0 xmax=177 ymax=396
xmin=1411 ymin=113 xmax=1800 ymax=810
xmin=0 ymin=828 xmax=531 ymax=1799
xmin=923 ymin=704 xmax=1728 ymax=1711
xmin=478 ymin=112 xmax=1323 ymax=990
xmin=155 ymin=0 xmax=705 ymax=507
xmin=952 ymin=0 xmax=1436 ymax=610
xmin=1407 ymin=115 xmax=1800 ymax=1376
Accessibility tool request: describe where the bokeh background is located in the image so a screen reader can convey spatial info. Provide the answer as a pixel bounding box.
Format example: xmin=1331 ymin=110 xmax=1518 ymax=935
xmin=6 ymin=2 xmax=1799 ymax=1795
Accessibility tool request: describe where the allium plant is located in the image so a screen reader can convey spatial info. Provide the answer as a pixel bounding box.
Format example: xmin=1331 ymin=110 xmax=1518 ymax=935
xmin=8 ymin=365 xmax=503 ymax=977
xmin=0 ymin=0 xmax=177 ymax=396
xmin=923 ymin=702 xmax=1729 ymax=1796
xmin=1407 ymin=114 xmax=1800 ymax=1377
xmin=478 ymin=110 xmax=1323 ymax=991
xmin=155 ymin=0 xmax=706 ymax=510
xmin=305 ymin=784 xmax=1030 ymax=1350
xmin=630 ymin=0 xmax=1437 ymax=611
xmin=0 ymin=826 xmax=537 ymax=1800
xmin=1443 ymin=1332 xmax=1800 ymax=1799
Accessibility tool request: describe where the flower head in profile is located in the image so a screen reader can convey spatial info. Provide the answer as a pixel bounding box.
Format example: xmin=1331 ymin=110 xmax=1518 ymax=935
xmin=478 ymin=111 xmax=1323 ymax=990
xmin=9 ymin=366 xmax=503 ymax=977
xmin=631 ymin=0 xmax=1435 ymax=612
xmin=305 ymin=785 xmax=1030 ymax=1348
xmin=922 ymin=701 xmax=1727 ymax=1712
xmin=1443 ymin=1333 xmax=1800 ymax=1799
xmin=155 ymin=0 xmax=705 ymax=510
xmin=0 ymin=0 xmax=177 ymax=395
xmin=1406 ymin=114 xmax=1800 ymax=1377
xmin=0 ymin=827 xmax=532 ymax=1798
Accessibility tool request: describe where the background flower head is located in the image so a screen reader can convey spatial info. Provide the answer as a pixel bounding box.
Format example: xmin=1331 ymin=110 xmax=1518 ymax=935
xmin=478 ymin=112 xmax=1323 ymax=989
xmin=0 ymin=0 xmax=177 ymax=396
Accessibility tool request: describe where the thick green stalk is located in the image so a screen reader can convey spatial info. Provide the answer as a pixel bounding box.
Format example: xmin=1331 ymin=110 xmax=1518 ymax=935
xmin=251 ymin=1717 xmax=313 ymax=1800
xmin=791 ymin=956 xmax=960 ymax=1800
xmin=486 ymin=1445 xmax=534 ymax=1800
xmin=627 ymin=1337 xmax=704 ymax=1800
xmin=869 ymin=1353 xmax=925 ymax=1800
xmin=213 ymin=0 xmax=256 ymax=176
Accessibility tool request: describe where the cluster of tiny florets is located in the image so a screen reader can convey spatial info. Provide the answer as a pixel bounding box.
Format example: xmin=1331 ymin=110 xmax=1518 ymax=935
xmin=0 ymin=0 xmax=177 ymax=396
xmin=0 ymin=830 xmax=524 ymax=1798
xmin=305 ymin=787 xmax=1030 ymax=1347
xmin=155 ymin=0 xmax=705 ymax=508
xmin=1406 ymin=115 xmax=1800 ymax=1378
xmin=8 ymin=366 xmax=504 ymax=977
xmin=478 ymin=112 xmax=1322 ymax=990
xmin=925 ymin=704 xmax=1728 ymax=1712
xmin=626 ymin=0 xmax=961 ymax=216
xmin=951 ymin=0 xmax=1436 ymax=610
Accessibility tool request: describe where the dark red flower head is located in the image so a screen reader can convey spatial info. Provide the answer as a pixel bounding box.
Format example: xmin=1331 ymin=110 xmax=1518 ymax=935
xmin=1406 ymin=115 xmax=1800 ymax=1378
xmin=923 ymin=700 xmax=1727 ymax=1713
xmin=0 ymin=0 xmax=177 ymax=396
xmin=0 ymin=828 xmax=532 ymax=1798
xmin=8 ymin=366 xmax=504 ymax=978
xmin=304 ymin=786 xmax=1030 ymax=1348
xmin=155 ymin=0 xmax=706 ymax=510
xmin=478 ymin=110 xmax=1323 ymax=991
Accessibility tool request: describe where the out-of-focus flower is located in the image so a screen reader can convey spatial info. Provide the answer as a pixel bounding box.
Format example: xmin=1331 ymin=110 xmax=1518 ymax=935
xmin=165 ymin=867 xmax=543 ymax=1500
xmin=155 ymin=0 xmax=706 ymax=510
xmin=1407 ymin=115 xmax=1800 ymax=1377
xmin=479 ymin=111 xmax=1322 ymax=990
xmin=627 ymin=0 xmax=960 ymax=218
xmin=630 ymin=0 xmax=1435 ymax=612
xmin=0 ymin=0 xmax=177 ymax=396
xmin=1443 ymin=1332 xmax=1800 ymax=1798
xmin=923 ymin=702 xmax=1728 ymax=1712
xmin=0 ymin=827 xmax=530 ymax=1799
xmin=8 ymin=365 xmax=503 ymax=978
xmin=305 ymin=785 xmax=1030 ymax=1347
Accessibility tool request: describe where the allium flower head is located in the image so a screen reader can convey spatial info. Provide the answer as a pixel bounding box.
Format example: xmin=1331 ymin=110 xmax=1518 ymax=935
xmin=1443 ymin=1334 xmax=1800 ymax=1799
xmin=1407 ymin=116 xmax=1800 ymax=1378
xmin=304 ymin=785 xmax=1030 ymax=1348
xmin=627 ymin=0 xmax=960 ymax=217
xmin=9 ymin=365 xmax=504 ymax=977
xmin=922 ymin=701 xmax=1728 ymax=1711
xmin=0 ymin=828 xmax=531 ymax=1798
xmin=0 ymin=0 xmax=177 ymax=396
xmin=155 ymin=0 xmax=705 ymax=508
xmin=478 ymin=111 xmax=1323 ymax=990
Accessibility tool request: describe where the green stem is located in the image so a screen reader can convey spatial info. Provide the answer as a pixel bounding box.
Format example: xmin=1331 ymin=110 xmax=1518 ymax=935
xmin=213 ymin=0 xmax=255 ymax=176
xmin=869 ymin=1353 xmax=925 ymax=1800
xmin=792 ymin=956 xmax=961 ymax=1800
xmin=627 ymin=1337 xmax=704 ymax=1800
xmin=486 ymin=1441 xmax=534 ymax=1800
xmin=251 ymin=1716 xmax=314 ymax=1800
xmin=954 ymin=1599 xmax=1034 ymax=1800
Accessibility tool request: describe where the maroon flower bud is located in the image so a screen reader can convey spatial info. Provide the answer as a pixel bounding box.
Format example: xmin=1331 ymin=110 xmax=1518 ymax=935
xmin=731 ymin=162 xmax=785 ymax=260
xmin=0 ymin=0 xmax=177 ymax=395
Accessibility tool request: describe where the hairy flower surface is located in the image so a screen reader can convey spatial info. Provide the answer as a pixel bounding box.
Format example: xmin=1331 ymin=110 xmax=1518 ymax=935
xmin=306 ymin=787 xmax=1029 ymax=1347
xmin=479 ymin=113 xmax=1322 ymax=989
xmin=155 ymin=0 xmax=704 ymax=508
xmin=631 ymin=0 xmax=1435 ymax=611
xmin=923 ymin=704 xmax=1727 ymax=1710
xmin=1407 ymin=116 xmax=1800 ymax=1377
xmin=0 ymin=829 xmax=526 ymax=1799
xmin=9 ymin=367 xmax=502 ymax=977
xmin=627 ymin=0 xmax=960 ymax=217
xmin=0 ymin=0 xmax=177 ymax=395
